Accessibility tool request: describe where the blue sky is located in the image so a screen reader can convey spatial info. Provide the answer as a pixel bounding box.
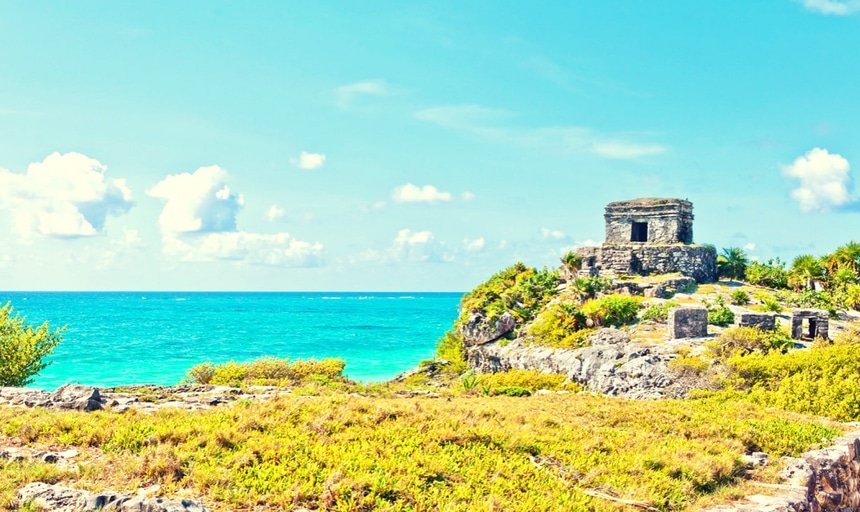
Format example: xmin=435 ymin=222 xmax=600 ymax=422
xmin=0 ymin=1 xmax=859 ymax=291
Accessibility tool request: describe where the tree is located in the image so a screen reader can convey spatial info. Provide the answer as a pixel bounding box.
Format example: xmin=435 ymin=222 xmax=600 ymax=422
xmin=789 ymin=254 xmax=825 ymax=291
xmin=823 ymin=241 xmax=860 ymax=276
xmin=0 ymin=302 xmax=63 ymax=386
xmin=717 ymin=247 xmax=748 ymax=280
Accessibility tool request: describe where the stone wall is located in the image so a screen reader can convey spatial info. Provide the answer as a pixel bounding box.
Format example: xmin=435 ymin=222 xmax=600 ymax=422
xmin=668 ymin=307 xmax=708 ymax=339
xmin=576 ymin=243 xmax=717 ymax=283
xmin=738 ymin=312 xmax=777 ymax=331
xmin=604 ymin=198 xmax=693 ymax=244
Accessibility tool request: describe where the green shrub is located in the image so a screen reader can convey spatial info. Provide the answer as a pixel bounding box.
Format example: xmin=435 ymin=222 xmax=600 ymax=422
xmin=668 ymin=354 xmax=710 ymax=378
xmin=745 ymin=259 xmax=789 ymax=289
xmin=184 ymin=357 xmax=347 ymax=387
xmin=709 ymin=326 xmax=793 ymax=359
xmin=493 ymin=386 xmax=532 ymax=397
xmin=436 ymin=331 xmax=467 ymax=373
xmin=571 ymin=276 xmax=611 ymax=300
xmin=560 ymin=251 xmax=582 ymax=272
xmin=707 ymin=299 xmax=735 ymax=327
xmin=755 ymin=293 xmax=783 ymax=313
xmin=458 ymin=263 xmax=560 ymax=325
xmin=0 ymin=302 xmax=64 ymax=387
xmin=477 ymin=369 xmax=579 ymax=392
xmin=581 ymin=295 xmax=642 ymax=328
xmin=722 ymin=343 xmax=860 ymax=421
xmin=729 ymin=290 xmax=750 ymax=306
xmin=526 ymin=303 xmax=589 ymax=348
xmin=460 ymin=370 xmax=479 ymax=391
xmin=640 ymin=301 xmax=678 ymax=323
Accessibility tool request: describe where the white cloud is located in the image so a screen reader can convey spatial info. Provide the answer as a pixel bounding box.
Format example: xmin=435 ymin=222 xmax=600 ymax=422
xmin=291 ymin=151 xmax=326 ymax=170
xmin=367 ymin=228 xmax=453 ymax=263
xmin=541 ymin=227 xmax=567 ymax=240
xmin=0 ymin=152 xmax=133 ymax=238
xmin=802 ymin=0 xmax=860 ymax=15
xmin=461 ymin=191 xmax=476 ymax=201
xmin=148 ymin=165 xmax=243 ymax=234
xmin=149 ymin=166 xmax=323 ymax=267
xmin=782 ymin=147 xmax=853 ymax=212
xmin=392 ymin=183 xmax=453 ymax=204
xmin=267 ymin=204 xmax=285 ymax=222
xmin=463 ymin=237 xmax=486 ymax=253
xmin=415 ymin=104 xmax=667 ymax=161
xmin=335 ymin=80 xmax=389 ymax=108
xmin=163 ymin=232 xmax=323 ymax=267
xmin=744 ymin=242 xmax=757 ymax=251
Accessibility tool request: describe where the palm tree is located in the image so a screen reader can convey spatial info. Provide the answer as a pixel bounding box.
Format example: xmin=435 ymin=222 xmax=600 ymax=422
xmin=789 ymin=254 xmax=825 ymax=291
xmin=823 ymin=241 xmax=860 ymax=275
xmin=717 ymin=247 xmax=748 ymax=281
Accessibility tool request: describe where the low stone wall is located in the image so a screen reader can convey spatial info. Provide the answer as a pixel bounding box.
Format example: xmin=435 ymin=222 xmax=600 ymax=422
xmin=706 ymin=430 xmax=860 ymax=511
xmin=738 ymin=312 xmax=777 ymax=331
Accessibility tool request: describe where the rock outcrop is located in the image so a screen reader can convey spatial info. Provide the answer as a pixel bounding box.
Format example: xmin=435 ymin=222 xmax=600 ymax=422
xmin=0 ymin=384 xmax=106 ymax=411
xmin=17 ymin=482 xmax=208 ymax=512
xmin=467 ymin=328 xmax=674 ymax=398
xmin=458 ymin=311 xmax=516 ymax=346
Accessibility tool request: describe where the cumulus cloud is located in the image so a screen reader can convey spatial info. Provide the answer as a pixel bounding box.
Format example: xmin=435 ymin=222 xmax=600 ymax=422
xmin=335 ymin=79 xmax=389 ymax=108
xmin=291 ymin=151 xmax=326 ymax=170
xmin=463 ymin=237 xmax=486 ymax=253
xmin=267 ymin=204 xmax=285 ymax=222
xmin=392 ymin=183 xmax=453 ymax=204
xmin=744 ymin=242 xmax=757 ymax=251
xmin=802 ymin=0 xmax=860 ymax=15
xmin=149 ymin=166 xmax=323 ymax=267
xmin=541 ymin=227 xmax=567 ymax=240
xmin=0 ymin=152 xmax=133 ymax=238
xmin=782 ymin=147 xmax=854 ymax=212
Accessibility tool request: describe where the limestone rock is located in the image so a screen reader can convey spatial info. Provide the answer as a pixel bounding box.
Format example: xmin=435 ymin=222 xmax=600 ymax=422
xmin=459 ymin=311 xmax=516 ymax=346
xmin=17 ymin=482 xmax=209 ymax=512
xmin=467 ymin=329 xmax=674 ymax=399
xmin=51 ymin=385 xmax=104 ymax=411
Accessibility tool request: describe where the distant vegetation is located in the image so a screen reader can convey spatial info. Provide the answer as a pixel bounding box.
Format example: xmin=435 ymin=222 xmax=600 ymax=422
xmin=0 ymin=302 xmax=63 ymax=387
xmin=184 ymin=357 xmax=347 ymax=388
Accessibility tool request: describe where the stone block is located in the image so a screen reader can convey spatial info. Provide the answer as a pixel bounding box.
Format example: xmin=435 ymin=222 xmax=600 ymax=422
xmin=790 ymin=309 xmax=829 ymax=340
xmin=737 ymin=312 xmax=776 ymax=331
xmin=668 ymin=307 xmax=708 ymax=339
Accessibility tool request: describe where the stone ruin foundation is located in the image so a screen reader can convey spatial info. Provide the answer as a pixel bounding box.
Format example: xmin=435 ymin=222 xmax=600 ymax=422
xmin=791 ymin=309 xmax=829 ymax=341
xmin=737 ymin=312 xmax=776 ymax=331
xmin=668 ymin=306 xmax=708 ymax=339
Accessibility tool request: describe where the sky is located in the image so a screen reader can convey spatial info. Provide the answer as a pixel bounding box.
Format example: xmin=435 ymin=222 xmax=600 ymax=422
xmin=0 ymin=1 xmax=859 ymax=291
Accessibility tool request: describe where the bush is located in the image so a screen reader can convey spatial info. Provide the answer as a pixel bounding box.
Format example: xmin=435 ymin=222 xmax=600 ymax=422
xmin=436 ymin=331 xmax=468 ymax=373
xmin=458 ymin=264 xmax=560 ymax=326
xmin=668 ymin=354 xmax=710 ymax=378
xmin=0 ymin=302 xmax=63 ymax=387
xmin=184 ymin=357 xmax=346 ymax=387
xmin=723 ymin=343 xmax=860 ymax=421
xmin=729 ymin=290 xmax=750 ymax=306
xmin=640 ymin=301 xmax=678 ymax=323
xmin=706 ymin=298 xmax=735 ymax=326
xmin=493 ymin=386 xmax=532 ymax=397
xmin=571 ymin=276 xmax=611 ymax=300
xmin=526 ymin=303 xmax=589 ymax=348
xmin=745 ymin=259 xmax=789 ymax=289
xmin=581 ymin=295 xmax=642 ymax=327
xmin=560 ymin=251 xmax=582 ymax=272
xmin=477 ymin=369 xmax=579 ymax=394
xmin=709 ymin=326 xmax=793 ymax=359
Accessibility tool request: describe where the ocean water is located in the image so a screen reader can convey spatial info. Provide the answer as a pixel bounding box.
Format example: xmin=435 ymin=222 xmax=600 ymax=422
xmin=0 ymin=292 xmax=462 ymax=389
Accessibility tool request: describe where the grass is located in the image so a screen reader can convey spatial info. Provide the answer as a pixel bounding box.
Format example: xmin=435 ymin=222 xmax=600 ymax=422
xmin=0 ymin=392 xmax=841 ymax=512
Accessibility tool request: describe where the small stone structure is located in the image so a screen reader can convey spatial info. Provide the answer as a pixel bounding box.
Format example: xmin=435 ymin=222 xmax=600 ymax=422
xmin=791 ymin=309 xmax=829 ymax=340
xmin=737 ymin=312 xmax=776 ymax=331
xmin=668 ymin=307 xmax=708 ymax=339
xmin=576 ymin=198 xmax=717 ymax=283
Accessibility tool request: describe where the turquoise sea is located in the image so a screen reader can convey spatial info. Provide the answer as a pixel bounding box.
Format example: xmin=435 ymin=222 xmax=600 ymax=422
xmin=0 ymin=292 xmax=462 ymax=389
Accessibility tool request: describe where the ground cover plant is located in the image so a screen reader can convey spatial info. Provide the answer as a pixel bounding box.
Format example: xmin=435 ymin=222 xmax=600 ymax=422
xmin=0 ymin=392 xmax=840 ymax=512
xmin=184 ymin=357 xmax=347 ymax=387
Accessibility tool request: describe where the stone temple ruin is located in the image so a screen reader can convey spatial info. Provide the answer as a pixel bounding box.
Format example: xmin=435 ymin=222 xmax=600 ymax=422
xmin=576 ymin=198 xmax=717 ymax=283
xmin=791 ymin=309 xmax=829 ymax=341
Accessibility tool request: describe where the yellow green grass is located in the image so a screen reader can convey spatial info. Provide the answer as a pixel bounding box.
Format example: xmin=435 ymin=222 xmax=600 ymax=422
xmin=0 ymin=392 xmax=840 ymax=512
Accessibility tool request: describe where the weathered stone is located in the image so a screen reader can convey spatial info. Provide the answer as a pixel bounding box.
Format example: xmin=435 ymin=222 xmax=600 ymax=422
xmin=575 ymin=198 xmax=718 ymax=283
xmin=668 ymin=307 xmax=708 ymax=339
xmin=467 ymin=329 xmax=675 ymax=399
xmin=458 ymin=311 xmax=516 ymax=346
xmin=17 ymin=482 xmax=209 ymax=512
xmin=51 ymin=385 xmax=104 ymax=411
xmin=738 ymin=312 xmax=777 ymax=331
xmin=791 ymin=309 xmax=829 ymax=340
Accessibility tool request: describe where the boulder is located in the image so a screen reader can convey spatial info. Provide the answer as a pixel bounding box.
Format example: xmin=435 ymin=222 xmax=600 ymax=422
xmin=459 ymin=311 xmax=516 ymax=346
xmin=51 ymin=385 xmax=104 ymax=411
